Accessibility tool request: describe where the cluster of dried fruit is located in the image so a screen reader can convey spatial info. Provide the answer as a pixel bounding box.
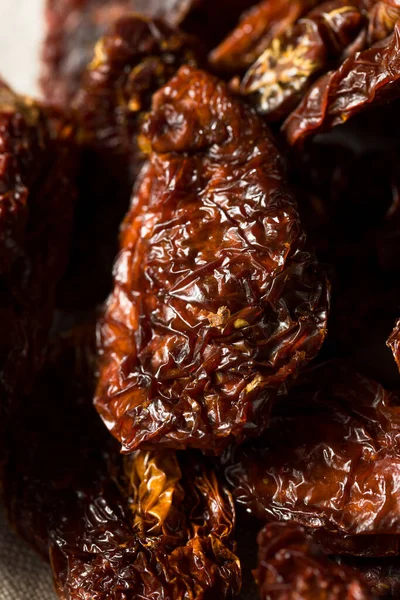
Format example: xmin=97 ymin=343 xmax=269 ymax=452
xmin=4 ymin=0 xmax=400 ymax=598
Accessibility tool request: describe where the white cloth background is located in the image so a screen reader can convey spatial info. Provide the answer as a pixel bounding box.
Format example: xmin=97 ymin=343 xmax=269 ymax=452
xmin=0 ymin=0 xmax=57 ymax=597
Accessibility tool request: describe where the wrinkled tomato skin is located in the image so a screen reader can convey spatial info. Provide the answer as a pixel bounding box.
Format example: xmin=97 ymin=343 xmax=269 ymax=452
xmin=223 ymin=361 xmax=400 ymax=557
xmin=95 ymin=65 xmax=329 ymax=455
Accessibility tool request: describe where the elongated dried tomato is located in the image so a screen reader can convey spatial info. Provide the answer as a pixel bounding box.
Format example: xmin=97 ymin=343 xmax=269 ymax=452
xmin=255 ymin=523 xmax=372 ymax=599
xmin=41 ymin=0 xmax=255 ymax=108
xmin=95 ymin=65 xmax=329 ymax=454
xmin=73 ymin=15 xmax=201 ymax=181
xmin=0 ymin=81 xmax=76 ymax=424
xmin=223 ymin=361 xmax=400 ymax=556
xmin=209 ymin=0 xmax=320 ymax=74
xmin=284 ymin=21 xmax=400 ymax=144
xmin=240 ymin=0 xmax=365 ymax=121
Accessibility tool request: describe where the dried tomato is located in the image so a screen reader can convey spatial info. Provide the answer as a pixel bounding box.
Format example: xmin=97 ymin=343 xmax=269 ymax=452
xmin=223 ymin=361 xmax=400 ymax=556
xmin=255 ymin=523 xmax=372 ymax=599
xmin=95 ymin=65 xmax=329 ymax=454
xmin=5 ymin=325 xmax=241 ymax=599
xmin=0 ymin=81 xmax=76 ymax=424
xmin=240 ymin=0 xmax=366 ymax=121
xmin=365 ymin=0 xmax=400 ymax=44
xmin=40 ymin=0 xmax=200 ymax=108
xmin=41 ymin=0 xmax=256 ymax=108
xmin=73 ymin=15 xmax=201 ymax=181
xmin=284 ymin=21 xmax=400 ymax=144
xmin=51 ymin=451 xmax=241 ymax=600
xmin=210 ymin=0 xmax=320 ymax=74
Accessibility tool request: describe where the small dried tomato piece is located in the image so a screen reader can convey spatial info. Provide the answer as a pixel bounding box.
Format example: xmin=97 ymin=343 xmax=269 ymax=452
xmin=41 ymin=0 xmax=198 ymax=107
xmin=210 ymin=0 xmax=320 ymax=74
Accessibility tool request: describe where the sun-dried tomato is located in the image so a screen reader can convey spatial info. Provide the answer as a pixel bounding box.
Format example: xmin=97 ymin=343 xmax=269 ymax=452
xmin=51 ymin=451 xmax=241 ymax=600
xmin=240 ymin=0 xmax=366 ymax=121
xmin=40 ymin=0 xmax=200 ymax=108
xmin=365 ymin=0 xmax=400 ymax=44
xmin=5 ymin=324 xmax=241 ymax=599
xmin=210 ymin=0 xmax=320 ymax=75
xmin=73 ymin=15 xmax=201 ymax=182
xmin=41 ymin=0 xmax=256 ymax=108
xmin=59 ymin=15 xmax=202 ymax=309
xmin=0 ymin=81 xmax=76 ymax=425
xmin=284 ymin=21 xmax=400 ymax=144
xmin=223 ymin=361 xmax=400 ymax=556
xmin=255 ymin=523 xmax=372 ymax=599
xmin=94 ymin=65 xmax=329 ymax=455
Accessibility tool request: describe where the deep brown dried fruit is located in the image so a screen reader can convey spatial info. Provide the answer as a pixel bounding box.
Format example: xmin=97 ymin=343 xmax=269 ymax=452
xmin=255 ymin=523 xmax=372 ymax=599
xmin=240 ymin=0 xmax=366 ymax=121
xmin=41 ymin=0 xmax=256 ymax=108
xmin=6 ymin=326 xmax=241 ymax=599
xmin=366 ymin=0 xmax=400 ymax=44
xmin=73 ymin=15 xmax=201 ymax=182
xmin=95 ymin=65 xmax=329 ymax=455
xmin=60 ymin=15 xmax=202 ymax=309
xmin=41 ymin=0 xmax=198 ymax=108
xmin=0 ymin=81 xmax=76 ymax=424
xmin=51 ymin=451 xmax=241 ymax=600
xmin=209 ymin=0 xmax=320 ymax=74
xmin=223 ymin=361 xmax=400 ymax=556
xmin=284 ymin=21 xmax=400 ymax=144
